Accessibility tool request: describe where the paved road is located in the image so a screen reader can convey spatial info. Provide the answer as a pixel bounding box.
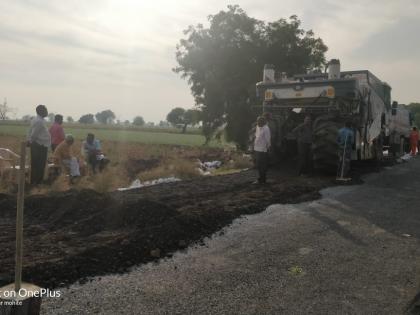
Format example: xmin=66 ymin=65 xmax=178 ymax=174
xmin=42 ymin=159 xmax=420 ymax=315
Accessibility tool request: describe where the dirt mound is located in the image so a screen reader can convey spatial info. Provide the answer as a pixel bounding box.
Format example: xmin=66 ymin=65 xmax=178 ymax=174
xmin=23 ymin=190 xmax=176 ymax=234
xmin=0 ymin=168 xmax=331 ymax=289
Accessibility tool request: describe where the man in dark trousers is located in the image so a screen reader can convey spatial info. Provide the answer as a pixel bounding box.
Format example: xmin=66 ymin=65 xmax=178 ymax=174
xmin=337 ymin=121 xmax=355 ymax=179
xmin=293 ymin=115 xmax=313 ymax=175
xmin=253 ymin=116 xmax=271 ymax=184
xmin=27 ymin=105 xmax=51 ymax=185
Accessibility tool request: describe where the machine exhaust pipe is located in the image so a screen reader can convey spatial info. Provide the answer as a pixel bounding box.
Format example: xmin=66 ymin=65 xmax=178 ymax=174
xmin=327 ymin=59 xmax=341 ymax=79
xmin=263 ymin=64 xmax=275 ymax=83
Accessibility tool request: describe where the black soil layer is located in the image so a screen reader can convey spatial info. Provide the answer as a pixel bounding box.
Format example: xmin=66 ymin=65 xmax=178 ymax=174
xmin=0 ymin=162 xmax=385 ymax=289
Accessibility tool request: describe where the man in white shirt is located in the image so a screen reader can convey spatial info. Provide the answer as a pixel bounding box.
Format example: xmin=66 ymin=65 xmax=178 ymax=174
xmin=27 ymin=105 xmax=51 ymax=184
xmin=254 ymin=116 xmax=271 ymax=184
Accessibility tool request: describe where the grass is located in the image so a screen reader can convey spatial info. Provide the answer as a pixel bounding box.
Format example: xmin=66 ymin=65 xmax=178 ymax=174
xmin=0 ymin=124 xmax=249 ymax=194
xmin=0 ymin=121 xmax=223 ymax=147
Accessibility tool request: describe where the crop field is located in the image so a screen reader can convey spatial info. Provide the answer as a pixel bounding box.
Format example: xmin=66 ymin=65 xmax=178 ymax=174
xmin=0 ymin=121 xmax=236 ymax=194
xmin=0 ymin=121 xmax=215 ymax=147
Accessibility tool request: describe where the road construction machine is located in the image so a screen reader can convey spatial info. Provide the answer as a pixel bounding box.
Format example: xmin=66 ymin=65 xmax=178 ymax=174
xmin=253 ymin=59 xmax=411 ymax=170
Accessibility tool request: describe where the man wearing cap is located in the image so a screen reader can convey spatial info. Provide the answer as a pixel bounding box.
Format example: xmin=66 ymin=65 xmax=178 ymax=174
xmin=53 ymin=134 xmax=80 ymax=178
xmin=27 ymin=104 xmax=51 ymax=185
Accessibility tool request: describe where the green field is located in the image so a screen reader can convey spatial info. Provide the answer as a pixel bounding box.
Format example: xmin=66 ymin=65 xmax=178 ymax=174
xmin=0 ymin=121 xmax=218 ymax=147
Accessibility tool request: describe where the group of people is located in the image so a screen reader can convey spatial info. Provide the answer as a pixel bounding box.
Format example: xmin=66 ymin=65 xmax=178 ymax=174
xmin=27 ymin=105 xmax=109 ymax=185
xmin=253 ymin=114 xmax=355 ymax=184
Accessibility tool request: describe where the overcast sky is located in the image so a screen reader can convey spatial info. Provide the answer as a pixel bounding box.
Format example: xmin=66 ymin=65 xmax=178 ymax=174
xmin=0 ymin=0 xmax=419 ymax=122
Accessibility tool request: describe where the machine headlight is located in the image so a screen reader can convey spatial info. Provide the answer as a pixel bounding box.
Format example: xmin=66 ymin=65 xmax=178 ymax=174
xmin=326 ymin=87 xmax=335 ymax=97
xmin=265 ymin=90 xmax=273 ymax=100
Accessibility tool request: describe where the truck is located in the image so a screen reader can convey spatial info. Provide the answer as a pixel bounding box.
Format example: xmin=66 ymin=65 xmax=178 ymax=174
xmin=253 ymin=59 xmax=412 ymax=171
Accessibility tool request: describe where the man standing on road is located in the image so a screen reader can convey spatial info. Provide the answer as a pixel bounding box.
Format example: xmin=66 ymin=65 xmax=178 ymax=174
xmin=253 ymin=116 xmax=271 ymax=184
xmin=409 ymin=127 xmax=419 ymax=156
xmin=292 ymin=115 xmax=313 ymax=176
xmin=27 ymin=104 xmax=51 ymax=185
xmin=337 ymin=121 xmax=355 ymax=179
xmin=49 ymin=114 xmax=65 ymax=152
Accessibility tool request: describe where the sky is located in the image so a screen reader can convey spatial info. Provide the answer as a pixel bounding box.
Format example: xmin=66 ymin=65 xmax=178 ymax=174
xmin=0 ymin=0 xmax=419 ymax=123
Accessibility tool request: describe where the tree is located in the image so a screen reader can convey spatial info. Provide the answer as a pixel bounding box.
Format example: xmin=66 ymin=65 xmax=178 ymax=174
xmin=0 ymin=98 xmax=15 ymax=120
xmin=166 ymin=107 xmax=202 ymax=133
xmin=167 ymin=107 xmax=186 ymax=126
xmin=79 ymin=114 xmax=95 ymax=124
xmin=95 ymin=110 xmax=116 ymax=124
xmin=174 ymin=5 xmax=327 ymax=147
xmin=67 ymin=116 xmax=74 ymax=123
xmin=132 ymin=116 xmax=145 ymax=126
xmin=183 ymin=109 xmax=201 ymax=132
xmin=407 ymin=103 xmax=420 ymax=127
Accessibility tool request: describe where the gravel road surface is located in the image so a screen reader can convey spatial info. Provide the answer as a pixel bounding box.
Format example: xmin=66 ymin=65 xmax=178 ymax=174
xmin=42 ymin=158 xmax=420 ymax=314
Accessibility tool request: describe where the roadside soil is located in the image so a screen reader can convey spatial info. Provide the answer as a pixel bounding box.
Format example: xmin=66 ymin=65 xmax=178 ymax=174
xmin=0 ymin=160 xmax=389 ymax=289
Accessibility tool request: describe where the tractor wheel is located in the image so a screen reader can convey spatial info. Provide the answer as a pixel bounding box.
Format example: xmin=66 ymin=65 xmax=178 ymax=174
xmin=312 ymin=116 xmax=341 ymax=172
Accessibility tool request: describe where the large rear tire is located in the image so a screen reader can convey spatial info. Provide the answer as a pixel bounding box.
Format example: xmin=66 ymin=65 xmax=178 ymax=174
xmin=312 ymin=115 xmax=341 ymax=172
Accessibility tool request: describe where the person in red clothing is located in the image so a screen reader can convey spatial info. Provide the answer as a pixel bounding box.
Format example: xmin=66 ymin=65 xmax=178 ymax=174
xmin=49 ymin=114 xmax=65 ymax=152
xmin=409 ymin=127 xmax=419 ymax=155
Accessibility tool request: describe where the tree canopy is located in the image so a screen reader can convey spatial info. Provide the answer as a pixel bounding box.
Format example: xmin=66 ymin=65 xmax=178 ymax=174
xmin=174 ymin=5 xmax=327 ymax=147
xmin=167 ymin=107 xmax=186 ymax=126
xmin=79 ymin=114 xmax=95 ymax=124
xmin=167 ymin=107 xmax=201 ymax=133
xmin=95 ymin=110 xmax=116 ymax=124
xmin=133 ymin=116 xmax=145 ymax=126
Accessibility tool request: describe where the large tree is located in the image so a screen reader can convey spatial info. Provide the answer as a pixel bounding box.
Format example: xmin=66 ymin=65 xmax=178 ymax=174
xmin=79 ymin=114 xmax=95 ymax=124
xmin=174 ymin=5 xmax=327 ymax=147
xmin=166 ymin=107 xmax=201 ymax=133
xmin=95 ymin=110 xmax=116 ymax=124
xmin=132 ymin=116 xmax=145 ymax=126
xmin=183 ymin=109 xmax=201 ymax=132
xmin=167 ymin=107 xmax=186 ymax=126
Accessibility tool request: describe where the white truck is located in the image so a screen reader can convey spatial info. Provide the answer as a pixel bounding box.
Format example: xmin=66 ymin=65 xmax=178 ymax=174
xmin=254 ymin=59 xmax=412 ymax=170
